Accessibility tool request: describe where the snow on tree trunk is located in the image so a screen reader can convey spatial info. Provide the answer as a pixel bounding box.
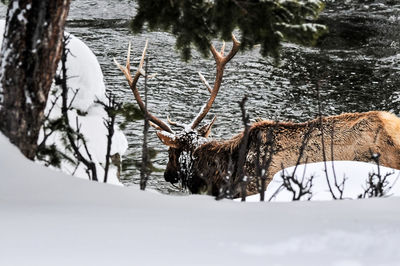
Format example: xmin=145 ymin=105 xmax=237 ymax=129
xmin=0 ymin=0 xmax=70 ymax=160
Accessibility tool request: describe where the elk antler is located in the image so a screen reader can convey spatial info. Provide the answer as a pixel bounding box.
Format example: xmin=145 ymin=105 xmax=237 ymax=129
xmin=198 ymin=115 xmax=217 ymax=137
xmin=190 ymin=34 xmax=240 ymax=130
xmin=167 ymin=115 xmax=186 ymax=129
xmin=114 ymin=41 xmax=173 ymax=133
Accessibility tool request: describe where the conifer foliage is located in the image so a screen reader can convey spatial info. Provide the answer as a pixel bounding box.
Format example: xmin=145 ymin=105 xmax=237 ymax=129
xmin=132 ymin=0 xmax=327 ymax=60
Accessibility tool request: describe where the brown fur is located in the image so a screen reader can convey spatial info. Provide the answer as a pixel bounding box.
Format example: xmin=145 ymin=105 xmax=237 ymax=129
xmin=189 ymin=111 xmax=400 ymax=196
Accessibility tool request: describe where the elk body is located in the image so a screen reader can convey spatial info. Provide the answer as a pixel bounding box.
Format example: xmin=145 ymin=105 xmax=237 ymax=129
xmin=115 ymin=37 xmax=400 ymax=198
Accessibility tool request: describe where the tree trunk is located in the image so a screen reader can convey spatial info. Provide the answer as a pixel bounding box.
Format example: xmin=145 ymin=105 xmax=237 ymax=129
xmin=0 ymin=0 xmax=71 ymax=159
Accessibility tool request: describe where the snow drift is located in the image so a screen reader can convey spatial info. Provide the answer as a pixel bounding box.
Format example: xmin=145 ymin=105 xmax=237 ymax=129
xmin=246 ymin=161 xmax=400 ymax=202
xmin=39 ymin=32 xmax=128 ymax=185
xmin=1 ymin=133 xmax=400 ymax=266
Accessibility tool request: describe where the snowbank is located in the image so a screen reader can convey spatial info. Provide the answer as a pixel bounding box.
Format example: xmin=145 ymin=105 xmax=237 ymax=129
xmin=247 ymin=161 xmax=400 ymax=202
xmin=40 ymin=33 xmax=128 ymax=185
xmin=1 ymin=133 xmax=400 ymax=266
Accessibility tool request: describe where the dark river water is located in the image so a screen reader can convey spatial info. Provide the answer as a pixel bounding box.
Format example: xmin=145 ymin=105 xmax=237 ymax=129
xmin=1 ymin=1 xmax=400 ymax=194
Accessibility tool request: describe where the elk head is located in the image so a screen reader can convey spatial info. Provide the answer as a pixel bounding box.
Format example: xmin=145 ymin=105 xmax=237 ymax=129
xmin=114 ymin=36 xmax=240 ymax=193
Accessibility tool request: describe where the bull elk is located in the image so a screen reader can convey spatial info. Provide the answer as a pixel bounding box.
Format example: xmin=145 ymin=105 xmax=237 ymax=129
xmin=115 ymin=36 xmax=400 ymax=198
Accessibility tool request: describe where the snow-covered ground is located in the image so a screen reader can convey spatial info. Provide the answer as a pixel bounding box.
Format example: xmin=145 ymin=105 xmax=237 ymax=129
xmin=246 ymin=161 xmax=400 ymax=202
xmin=1 ymin=133 xmax=400 ymax=266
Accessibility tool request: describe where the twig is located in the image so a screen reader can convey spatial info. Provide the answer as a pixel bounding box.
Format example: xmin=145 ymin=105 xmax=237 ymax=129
xmin=96 ymin=93 xmax=121 ymax=183
xmin=67 ymin=88 xmax=80 ymax=110
xmin=360 ymin=151 xmax=394 ymax=198
xmin=276 ymin=126 xmax=314 ymax=201
xmin=255 ymin=123 xmax=277 ymax=201
xmin=316 ymin=81 xmax=336 ymax=199
xmin=330 ymin=122 xmax=346 ymax=199
xmin=60 ymin=34 xmax=97 ymax=181
xmin=37 ymin=94 xmax=61 ymax=151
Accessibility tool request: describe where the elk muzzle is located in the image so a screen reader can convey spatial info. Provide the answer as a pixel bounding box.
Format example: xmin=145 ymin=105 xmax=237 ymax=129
xmin=164 ymin=148 xmax=181 ymax=184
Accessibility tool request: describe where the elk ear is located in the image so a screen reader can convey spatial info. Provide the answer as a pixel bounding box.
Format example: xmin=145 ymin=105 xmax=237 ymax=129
xmin=156 ymin=131 xmax=180 ymax=149
xmin=198 ymin=116 xmax=217 ymax=138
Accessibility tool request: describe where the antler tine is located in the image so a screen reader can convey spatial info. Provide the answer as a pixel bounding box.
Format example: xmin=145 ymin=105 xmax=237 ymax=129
xmin=114 ymin=41 xmax=173 ymax=134
xmin=220 ymin=41 xmax=226 ymax=56
xmin=167 ymin=115 xmax=186 ymax=129
xmin=204 ymin=115 xmax=217 ymax=137
xmin=150 ymin=121 xmax=163 ymax=131
xmin=114 ymin=57 xmax=132 ymax=84
xmin=198 ymin=72 xmax=212 ymax=93
xmin=126 ymin=42 xmax=131 ymax=72
xmin=138 ymin=39 xmax=148 ymax=75
xmin=198 ymin=115 xmax=217 ymax=138
xmin=210 ymin=34 xmax=239 ymax=65
xmin=190 ymin=34 xmax=240 ymax=130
